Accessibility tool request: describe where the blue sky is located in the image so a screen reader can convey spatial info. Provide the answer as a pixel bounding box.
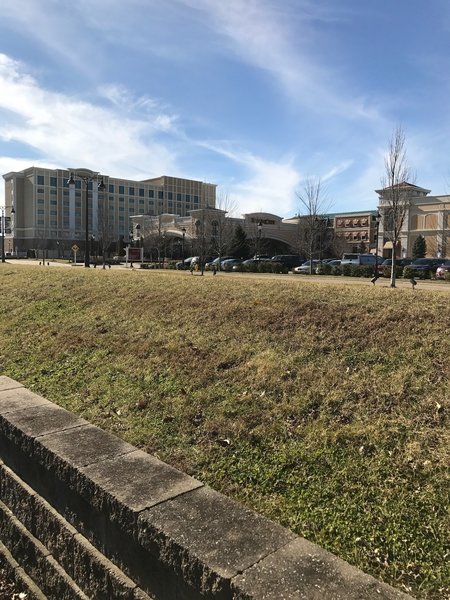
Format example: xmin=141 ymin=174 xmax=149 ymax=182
xmin=1 ymin=0 xmax=450 ymax=217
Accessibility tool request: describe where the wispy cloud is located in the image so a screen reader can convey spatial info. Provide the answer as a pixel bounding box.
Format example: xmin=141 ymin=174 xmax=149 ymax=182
xmin=179 ymin=0 xmax=383 ymax=121
xmin=0 ymin=54 xmax=179 ymax=197
xmin=0 ymin=53 xmax=303 ymax=215
xmin=196 ymin=139 xmax=301 ymax=215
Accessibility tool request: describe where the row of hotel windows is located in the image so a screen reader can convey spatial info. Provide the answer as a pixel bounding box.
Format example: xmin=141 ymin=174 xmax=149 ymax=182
xmin=35 ymin=177 xmax=200 ymax=202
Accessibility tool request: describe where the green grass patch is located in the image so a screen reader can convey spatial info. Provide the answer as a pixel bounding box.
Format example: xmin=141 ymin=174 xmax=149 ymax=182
xmin=0 ymin=266 xmax=449 ymax=598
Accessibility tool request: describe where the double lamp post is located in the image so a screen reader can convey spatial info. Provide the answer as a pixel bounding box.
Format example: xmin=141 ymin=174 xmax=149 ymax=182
xmin=67 ymin=169 xmax=105 ymax=268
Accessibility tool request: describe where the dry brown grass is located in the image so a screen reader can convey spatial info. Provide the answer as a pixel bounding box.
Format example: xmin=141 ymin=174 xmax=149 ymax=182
xmin=0 ymin=265 xmax=449 ymax=598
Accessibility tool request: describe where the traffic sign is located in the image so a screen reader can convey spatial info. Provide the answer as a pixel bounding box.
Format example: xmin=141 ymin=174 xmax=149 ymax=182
xmin=72 ymin=244 xmax=79 ymax=252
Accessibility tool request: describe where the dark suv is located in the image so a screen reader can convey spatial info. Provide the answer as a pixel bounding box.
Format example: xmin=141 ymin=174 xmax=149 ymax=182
xmin=409 ymin=258 xmax=444 ymax=275
xmin=376 ymin=258 xmax=412 ymax=275
xmin=271 ymin=255 xmax=305 ymax=269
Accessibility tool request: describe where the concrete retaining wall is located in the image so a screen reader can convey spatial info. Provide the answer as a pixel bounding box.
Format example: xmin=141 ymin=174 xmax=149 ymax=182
xmin=0 ymin=376 xmax=412 ymax=599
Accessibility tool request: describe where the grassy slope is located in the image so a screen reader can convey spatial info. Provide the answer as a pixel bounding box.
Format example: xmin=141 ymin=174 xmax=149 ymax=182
xmin=0 ymin=266 xmax=448 ymax=598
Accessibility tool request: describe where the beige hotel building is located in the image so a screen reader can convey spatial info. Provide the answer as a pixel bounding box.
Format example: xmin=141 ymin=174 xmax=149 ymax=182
xmin=2 ymin=166 xmax=216 ymax=256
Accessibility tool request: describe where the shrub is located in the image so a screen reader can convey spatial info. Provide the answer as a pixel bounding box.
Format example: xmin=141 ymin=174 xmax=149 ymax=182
xmin=444 ymin=272 xmax=450 ymax=282
xmin=342 ymin=264 xmax=353 ymax=276
xmin=382 ymin=265 xmax=403 ymax=278
xmin=331 ymin=265 xmax=342 ymax=276
xmin=316 ymin=262 xmax=332 ymax=275
xmin=403 ymin=266 xmax=413 ymax=279
xmin=257 ymin=261 xmax=273 ymax=273
xmin=269 ymin=261 xmax=288 ymax=274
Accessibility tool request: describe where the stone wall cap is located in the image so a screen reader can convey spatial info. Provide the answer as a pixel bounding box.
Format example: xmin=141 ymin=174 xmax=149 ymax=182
xmin=80 ymin=449 xmax=203 ymax=515
xmin=0 ymin=387 xmax=51 ymax=415
xmin=139 ymin=486 xmax=296 ymax=582
xmin=232 ymin=536 xmax=413 ymax=599
xmin=0 ymin=376 xmax=24 ymax=392
xmin=0 ymin=403 xmax=88 ymax=438
xmin=36 ymin=424 xmax=136 ymax=469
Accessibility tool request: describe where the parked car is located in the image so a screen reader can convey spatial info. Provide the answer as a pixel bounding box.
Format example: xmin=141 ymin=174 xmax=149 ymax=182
xmin=221 ymin=258 xmax=243 ymax=271
xmin=435 ymin=260 xmax=450 ymax=279
xmin=271 ymin=255 xmax=305 ymax=269
xmin=293 ymin=260 xmax=321 ymax=274
xmin=341 ymin=253 xmax=381 ymax=267
xmin=409 ymin=258 xmax=444 ymax=275
xmin=175 ymin=256 xmax=195 ymax=270
xmin=376 ymin=258 xmax=412 ymax=275
xmin=204 ymin=256 xmax=234 ymax=270
xmin=232 ymin=258 xmax=271 ymax=271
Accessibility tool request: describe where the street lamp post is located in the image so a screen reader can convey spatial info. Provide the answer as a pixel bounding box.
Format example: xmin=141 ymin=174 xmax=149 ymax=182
xmin=373 ymin=212 xmax=381 ymax=280
xmin=67 ymin=169 xmax=105 ymax=268
xmin=181 ymin=227 xmax=186 ymax=262
xmin=1 ymin=206 xmax=15 ymax=263
xmin=257 ymin=221 xmax=262 ymax=257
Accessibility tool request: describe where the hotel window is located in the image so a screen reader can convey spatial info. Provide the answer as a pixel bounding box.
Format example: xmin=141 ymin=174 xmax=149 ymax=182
xmin=37 ymin=219 xmax=44 ymax=225
xmin=109 ymin=184 xmax=115 ymax=193
xmin=139 ymin=199 xmax=144 ymax=205
xmin=119 ymin=206 xmax=124 ymax=212
xmin=167 ymin=192 xmax=173 ymax=200
xmin=129 ymin=187 xmax=135 ymax=195
xmin=50 ymin=221 xmax=57 ymax=227
xmin=119 ymin=197 xmax=124 ymax=203
xmin=63 ymin=190 xmax=69 ymax=196
xmin=177 ymin=193 xmax=182 ymax=201
xmin=37 ymin=175 xmax=45 ymax=185
xmin=50 ymin=210 xmax=57 ymax=216
xmin=75 ymin=192 xmax=81 ymax=198
xmin=37 ymin=188 xmax=44 ymax=194
xmin=194 ymin=195 xmax=199 ymax=203
xmin=37 ymin=198 xmax=44 ymax=204
xmin=75 ymin=180 xmax=81 ymax=189
xmin=149 ymin=190 xmax=154 ymax=198
xmin=50 ymin=177 xmax=57 ymax=187
xmin=186 ymin=194 xmax=190 ymax=202
xmin=129 ymin=207 xmax=134 ymax=213
xmin=37 ymin=209 xmax=45 ymax=215
xmin=50 ymin=189 xmax=57 ymax=195
xmin=129 ymin=197 xmax=135 ymax=204
xmin=158 ymin=191 xmax=163 ymax=199
xmin=139 ymin=188 xmax=144 ymax=197
xmin=119 ymin=185 xmax=125 ymax=194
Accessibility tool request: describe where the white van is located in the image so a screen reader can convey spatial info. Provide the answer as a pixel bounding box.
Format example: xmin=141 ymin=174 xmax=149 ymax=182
xmin=341 ymin=253 xmax=380 ymax=266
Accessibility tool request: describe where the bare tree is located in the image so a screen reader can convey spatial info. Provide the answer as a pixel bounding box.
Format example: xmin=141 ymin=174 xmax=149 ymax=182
xmin=296 ymin=178 xmax=331 ymax=273
xmin=209 ymin=192 xmax=237 ymax=269
xmin=380 ymin=126 xmax=413 ymax=287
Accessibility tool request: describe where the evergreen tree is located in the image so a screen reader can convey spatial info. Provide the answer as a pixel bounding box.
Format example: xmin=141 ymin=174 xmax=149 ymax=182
xmin=229 ymin=225 xmax=250 ymax=259
xmin=412 ymin=235 xmax=426 ymax=259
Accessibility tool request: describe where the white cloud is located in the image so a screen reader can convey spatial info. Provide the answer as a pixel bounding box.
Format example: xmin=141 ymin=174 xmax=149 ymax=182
xmin=180 ymin=0 xmax=383 ymax=121
xmin=0 ymin=53 xmax=303 ymax=216
xmin=0 ymin=54 xmax=179 ymax=191
xmin=197 ymin=140 xmax=301 ymax=216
